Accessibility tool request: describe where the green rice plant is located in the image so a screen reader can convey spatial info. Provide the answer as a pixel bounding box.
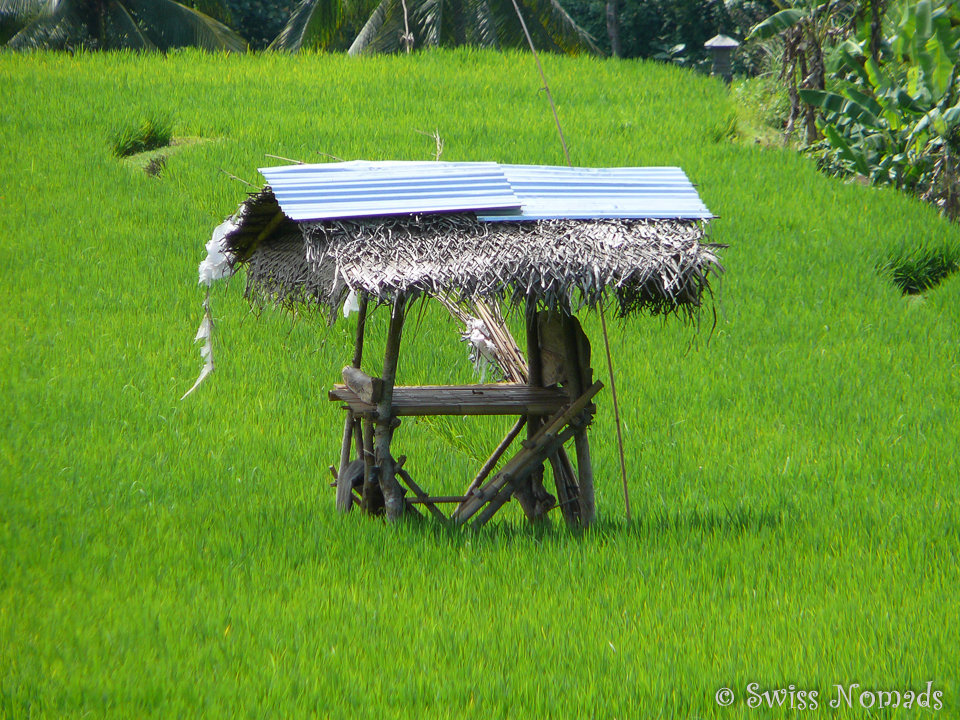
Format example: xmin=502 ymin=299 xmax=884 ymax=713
xmin=879 ymin=237 xmax=960 ymax=294
xmin=110 ymin=115 xmax=173 ymax=158
xmin=1 ymin=49 xmax=958 ymax=718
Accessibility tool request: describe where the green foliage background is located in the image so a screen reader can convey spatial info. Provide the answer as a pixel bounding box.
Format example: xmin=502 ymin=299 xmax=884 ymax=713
xmin=0 ymin=49 xmax=958 ymax=717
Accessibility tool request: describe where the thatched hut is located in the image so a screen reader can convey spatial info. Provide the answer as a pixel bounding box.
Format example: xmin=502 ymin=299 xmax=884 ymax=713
xmin=209 ymin=161 xmax=723 ymax=528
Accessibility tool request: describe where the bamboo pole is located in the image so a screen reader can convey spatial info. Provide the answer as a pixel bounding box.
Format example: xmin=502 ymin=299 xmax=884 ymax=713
xmin=513 ymin=296 xmax=545 ymax=521
xmin=470 ymin=425 xmax=580 ymax=530
xmin=335 ymin=417 xmax=355 ymax=513
xmin=456 ymin=381 xmax=602 ymax=525
xmin=395 ymin=459 xmax=447 ymax=524
xmin=599 ymin=300 xmax=631 ymax=523
xmin=337 ymin=295 xmax=369 ymax=513
xmin=454 ymin=416 xmax=526 ymax=518
xmin=360 ymin=420 xmax=376 ymax=512
xmin=375 ymin=295 xmax=407 ymax=521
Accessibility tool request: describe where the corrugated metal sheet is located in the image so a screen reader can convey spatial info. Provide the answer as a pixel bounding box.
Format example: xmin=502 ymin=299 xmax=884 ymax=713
xmin=480 ymin=164 xmax=713 ymax=221
xmin=258 ymin=161 xmax=713 ymax=222
xmin=259 ymin=161 xmax=520 ymax=221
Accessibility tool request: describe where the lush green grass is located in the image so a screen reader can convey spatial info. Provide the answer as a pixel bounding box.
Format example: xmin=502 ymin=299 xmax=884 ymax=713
xmin=110 ymin=115 xmax=173 ymax=158
xmin=1 ymin=49 xmax=958 ymax=718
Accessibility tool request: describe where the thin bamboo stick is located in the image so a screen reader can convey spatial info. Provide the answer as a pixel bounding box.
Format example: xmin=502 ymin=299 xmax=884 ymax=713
xmin=454 ymin=416 xmax=526 ymax=518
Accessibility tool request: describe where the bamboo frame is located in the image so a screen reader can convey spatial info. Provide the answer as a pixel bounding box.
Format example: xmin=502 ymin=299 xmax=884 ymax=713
xmin=332 ymin=295 xmax=602 ymax=529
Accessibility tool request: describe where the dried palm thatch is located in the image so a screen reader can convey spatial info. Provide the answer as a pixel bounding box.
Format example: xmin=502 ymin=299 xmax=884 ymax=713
xmin=222 ymin=188 xmax=724 ymax=320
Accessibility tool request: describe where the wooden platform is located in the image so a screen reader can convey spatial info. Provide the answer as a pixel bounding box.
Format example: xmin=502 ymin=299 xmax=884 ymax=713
xmin=329 ymin=383 xmax=570 ymax=417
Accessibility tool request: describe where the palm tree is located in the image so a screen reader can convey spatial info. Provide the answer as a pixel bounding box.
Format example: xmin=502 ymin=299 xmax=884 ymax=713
xmin=3 ymin=0 xmax=247 ymax=51
xmin=269 ymin=0 xmax=597 ymax=55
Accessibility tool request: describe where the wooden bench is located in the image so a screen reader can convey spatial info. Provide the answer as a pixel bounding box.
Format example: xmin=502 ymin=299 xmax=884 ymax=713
xmin=329 ymin=383 xmax=571 ymax=418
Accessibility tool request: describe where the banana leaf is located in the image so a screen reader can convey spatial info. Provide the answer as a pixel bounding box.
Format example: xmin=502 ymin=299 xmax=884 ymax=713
xmin=800 ymin=88 xmax=883 ymax=128
xmin=823 ymin=122 xmax=871 ymax=176
xmin=746 ymin=8 xmax=803 ymax=40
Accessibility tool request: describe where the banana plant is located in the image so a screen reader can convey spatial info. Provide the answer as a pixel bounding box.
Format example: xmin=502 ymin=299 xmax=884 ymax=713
xmin=799 ymin=0 xmax=960 ymax=194
xmin=747 ymin=0 xmax=859 ymax=143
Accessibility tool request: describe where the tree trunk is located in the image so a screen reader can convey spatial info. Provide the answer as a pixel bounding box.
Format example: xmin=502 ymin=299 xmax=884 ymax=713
xmin=606 ymin=0 xmax=621 ymax=58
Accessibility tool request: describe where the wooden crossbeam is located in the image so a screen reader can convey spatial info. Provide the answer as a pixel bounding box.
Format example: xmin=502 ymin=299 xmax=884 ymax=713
xmin=394 ymin=456 xmax=447 ymax=524
xmin=329 ymin=384 xmax=570 ymax=418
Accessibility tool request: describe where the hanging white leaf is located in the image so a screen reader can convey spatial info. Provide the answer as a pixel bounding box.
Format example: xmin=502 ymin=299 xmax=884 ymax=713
xmin=342 ymin=288 xmax=360 ymax=318
xmin=182 ymin=295 xmax=215 ymax=400
xmin=198 ymin=219 xmax=236 ymax=287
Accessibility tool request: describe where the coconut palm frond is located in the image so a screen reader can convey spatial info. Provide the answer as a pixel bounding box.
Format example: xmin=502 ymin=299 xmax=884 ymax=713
xmin=268 ymin=0 xmax=344 ymax=51
xmin=417 ymin=0 xmax=473 ymax=48
xmin=6 ymin=0 xmax=98 ymax=50
xmin=6 ymin=0 xmax=245 ymax=51
xmin=101 ymin=0 xmax=157 ymax=49
xmin=348 ymin=0 xmax=406 ymax=55
xmin=124 ymin=0 xmax=247 ymax=51
xmin=469 ymin=0 xmax=499 ymax=49
xmin=527 ymin=0 xmax=598 ymax=53
xmin=485 ymin=0 xmax=596 ymax=54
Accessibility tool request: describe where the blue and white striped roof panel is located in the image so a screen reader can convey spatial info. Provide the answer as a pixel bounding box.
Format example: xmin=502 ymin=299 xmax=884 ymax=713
xmin=487 ymin=164 xmax=711 ymax=220
xmin=258 ymin=161 xmax=713 ymax=222
xmin=260 ymin=161 xmax=520 ymax=221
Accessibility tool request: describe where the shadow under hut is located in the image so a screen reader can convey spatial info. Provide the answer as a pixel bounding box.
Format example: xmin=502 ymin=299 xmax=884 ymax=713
xmin=214 ymin=161 xmax=723 ymax=529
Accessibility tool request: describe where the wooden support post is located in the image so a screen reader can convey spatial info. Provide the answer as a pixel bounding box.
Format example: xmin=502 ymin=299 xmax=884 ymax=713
xmin=574 ymin=431 xmax=596 ymax=526
xmin=375 ymin=294 xmax=407 ymax=521
xmin=361 ymin=420 xmax=376 ymax=512
xmin=335 ymin=414 xmax=356 ymax=513
xmin=513 ymin=296 xmax=549 ymax=522
xmin=562 ymin=311 xmax=596 ymax=527
xmin=337 ymin=295 xmax=368 ymax=514
xmin=353 ymin=418 xmax=363 ymax=462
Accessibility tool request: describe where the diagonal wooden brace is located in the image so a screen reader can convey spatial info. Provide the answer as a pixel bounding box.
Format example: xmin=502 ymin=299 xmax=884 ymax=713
xmin=455 ymin=380 xmax=603 ymax=526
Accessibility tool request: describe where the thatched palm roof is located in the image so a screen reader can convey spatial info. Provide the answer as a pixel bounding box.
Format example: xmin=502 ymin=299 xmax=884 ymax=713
xmin=218 ymin=163 xmax=724 ymax=320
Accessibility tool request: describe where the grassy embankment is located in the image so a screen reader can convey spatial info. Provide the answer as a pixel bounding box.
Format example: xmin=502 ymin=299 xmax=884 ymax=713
xmin=1 ymin=49 xmax=958 ymax=718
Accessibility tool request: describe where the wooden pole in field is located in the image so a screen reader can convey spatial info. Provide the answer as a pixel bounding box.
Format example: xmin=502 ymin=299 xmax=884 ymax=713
xmin=513 ymin=296 xmax=547 ymax=521
xmin=337 ymin=293 xmax=369 ymax=513
xmin=360 ymin=420 xmax=376 ymax=512
xmin=375 ymin=294 xmax=407 ymax=521
xmin=562 ymin=311 xmax=596 ymax=527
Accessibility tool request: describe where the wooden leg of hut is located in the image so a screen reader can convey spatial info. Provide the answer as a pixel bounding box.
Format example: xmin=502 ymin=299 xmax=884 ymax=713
xmin=561 ymin=311 xmax=597 ymax=528
xmin=547 ymin=452 xmax=579 ymax=527
xmin=337 ymin=295 xmax=369 ymax=513
xmin=336 ymin=410 xmax=356 ymax=513
xmin=375 ymin=295 xmax=406 ymax=522
xmin=513 ymin=295 xmax=550 ymax=522
xmin=353 ymin=419 xmax=363 ymax=462
xmin=574 ymin=431 xmax=596 ymax=526
xmin=361 ymin=420 xmax=377 ymax=513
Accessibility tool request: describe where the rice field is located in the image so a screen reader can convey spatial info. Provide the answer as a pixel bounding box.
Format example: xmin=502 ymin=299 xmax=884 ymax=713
xmin=1 ymin=49 xmax=958 ymax=718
